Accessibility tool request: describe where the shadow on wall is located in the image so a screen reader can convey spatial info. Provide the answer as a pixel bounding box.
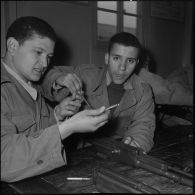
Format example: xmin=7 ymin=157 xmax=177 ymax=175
xmin=50 ymin=36 xmax=72 ymax=66
xmin=134 ymin=47 xmax=157 ymax=74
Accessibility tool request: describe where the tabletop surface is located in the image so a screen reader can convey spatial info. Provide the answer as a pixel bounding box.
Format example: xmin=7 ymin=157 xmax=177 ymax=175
xmin=1 ymin=125 xmax=193 ymax=194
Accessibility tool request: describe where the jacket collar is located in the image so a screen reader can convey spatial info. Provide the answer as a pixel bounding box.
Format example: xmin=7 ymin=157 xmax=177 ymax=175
xmin=1 ymin=61 xmax=15 ymax=84
xmin=89 ymin=65 xmax=107 ymax=95
xmin=1 ymin=60 xmax=38 ymax=100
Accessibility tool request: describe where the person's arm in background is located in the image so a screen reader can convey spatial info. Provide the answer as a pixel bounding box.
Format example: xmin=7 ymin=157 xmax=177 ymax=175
xmin=138 ymin=68 xmax=174 ymax=105
xmin=138 ymin=67 xmax=193 ymax=106
xmin=123 ymin=83 xmax=155 ymax=153
xmin=166 ymin=65 xmax=193 ymax=106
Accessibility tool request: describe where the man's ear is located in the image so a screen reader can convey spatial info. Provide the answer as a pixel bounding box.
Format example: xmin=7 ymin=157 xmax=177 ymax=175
xmin=7 ymin=37 xmax=19 ymax=55
xmin=105 ymin=53 xmax=109 ymax=65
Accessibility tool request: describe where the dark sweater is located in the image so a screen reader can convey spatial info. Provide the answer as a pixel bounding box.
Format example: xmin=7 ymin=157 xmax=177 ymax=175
xmin=107 ymin=82 xmax=125 ymax=115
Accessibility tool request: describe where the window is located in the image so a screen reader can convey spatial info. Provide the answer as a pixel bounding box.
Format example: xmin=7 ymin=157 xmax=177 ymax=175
xmin=96 ymin=1 xmax=142 ymax=43
xmin=97 ymin=1 xmax=117 ymax=42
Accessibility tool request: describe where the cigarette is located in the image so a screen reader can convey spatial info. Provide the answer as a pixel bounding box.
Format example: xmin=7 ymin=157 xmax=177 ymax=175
xmin=105 ymin=104 xmax=119 ymax=111
xmin=66 ymin=177 xmax=91 ymax=180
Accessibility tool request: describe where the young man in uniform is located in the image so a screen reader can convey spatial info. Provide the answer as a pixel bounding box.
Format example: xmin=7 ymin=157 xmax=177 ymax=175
xmin=1 ymin=16 xmax=109 ymax=182
xmin=42 ymin=32 xmax=155 ymax=153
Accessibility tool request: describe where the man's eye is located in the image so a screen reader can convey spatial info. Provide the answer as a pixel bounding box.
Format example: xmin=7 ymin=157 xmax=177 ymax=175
xmin=128 ymin=58 xmax=136 ymax=64
xmin=113 ymin=56 xmax=119 ymax=61
xmin=35 ymin=50 xmax=42 ymax=55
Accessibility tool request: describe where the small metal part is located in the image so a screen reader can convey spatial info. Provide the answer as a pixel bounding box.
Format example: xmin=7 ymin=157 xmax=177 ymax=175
xmin=82 ymin=96 xmax=93 ymax=109
xmin=66 ymin=177 xmax=91 ymax=180
xmin=105 ymin=104 xmax=119 ymax=111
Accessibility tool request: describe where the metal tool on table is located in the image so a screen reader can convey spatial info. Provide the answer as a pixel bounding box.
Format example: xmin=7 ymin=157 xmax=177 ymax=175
xmin=91 ymin=137 xmax=193 ymax=187
xmin=93 ymin=167 xmax=160 ymax=193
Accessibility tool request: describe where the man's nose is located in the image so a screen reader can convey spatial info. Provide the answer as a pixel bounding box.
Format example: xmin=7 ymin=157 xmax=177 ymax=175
xmin=119 ymin=60 xmax=126 ymax=71
xmin=40 ymin=56 xmax=48 ymax=68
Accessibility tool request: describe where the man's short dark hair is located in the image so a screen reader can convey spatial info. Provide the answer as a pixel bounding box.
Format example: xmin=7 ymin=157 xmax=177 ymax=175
xmin=6 ymin=16 xmax=57 ymax=45
xmin=108 ymin=32 xmax=141 ymax=54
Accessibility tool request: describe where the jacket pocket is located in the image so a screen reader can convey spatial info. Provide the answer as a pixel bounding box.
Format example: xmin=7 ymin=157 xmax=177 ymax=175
xmin=12 ymin=114 xmax=36 ymax=133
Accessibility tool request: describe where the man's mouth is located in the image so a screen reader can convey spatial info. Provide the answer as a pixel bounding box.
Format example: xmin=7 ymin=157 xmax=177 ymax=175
xmin=115 ymin=74 xmax=124 ymax=79
xmin=34 ymin=68 xmax=45 ymax=74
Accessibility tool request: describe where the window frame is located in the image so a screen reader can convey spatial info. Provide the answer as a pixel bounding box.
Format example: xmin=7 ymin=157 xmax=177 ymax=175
xmin=92 ymin=1 xmax=143 ymax=48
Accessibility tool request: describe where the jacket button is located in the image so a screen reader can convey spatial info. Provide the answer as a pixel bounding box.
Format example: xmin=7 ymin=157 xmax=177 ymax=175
xmin=37 ymin=160 xmax=43 ymax=165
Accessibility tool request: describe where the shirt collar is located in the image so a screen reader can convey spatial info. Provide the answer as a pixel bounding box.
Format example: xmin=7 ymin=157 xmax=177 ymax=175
xmin=1 ymin=59 xmax=38 ymax=100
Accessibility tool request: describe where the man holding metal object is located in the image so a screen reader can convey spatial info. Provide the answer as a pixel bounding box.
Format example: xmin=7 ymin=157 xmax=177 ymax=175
xmin=1 ymin=16 xmax=109 ymax=182
xmin=42 ymin=32 xmax=155 ymax=153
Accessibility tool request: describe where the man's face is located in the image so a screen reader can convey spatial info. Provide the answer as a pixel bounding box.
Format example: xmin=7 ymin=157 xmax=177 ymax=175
xmin=105 ymin=43 xmax=139 ymax=84
xmin=11 ymin=34 xmax=55 ymax=82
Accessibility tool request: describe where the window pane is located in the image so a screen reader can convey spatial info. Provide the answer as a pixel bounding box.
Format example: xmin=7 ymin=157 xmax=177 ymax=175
xmin=123 ymin=15 xmax=137 ymax=36
xmin=98 ymin=1 xmax=117 ymax=11
xmin=98 ymin=10 xmax=117 ymax=41
xmin=123 ymin=1 xmax=137 ymax=14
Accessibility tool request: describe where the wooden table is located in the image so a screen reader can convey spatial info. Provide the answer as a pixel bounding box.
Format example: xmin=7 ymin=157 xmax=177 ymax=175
xmin=1 ymin=125 xmax=193 ymax=194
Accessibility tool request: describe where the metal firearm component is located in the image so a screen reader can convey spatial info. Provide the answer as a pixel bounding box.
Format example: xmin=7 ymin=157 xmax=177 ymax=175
xmin=91 ymin=137 xmax=193 ymax=187
xmin=93 ymin=167 xmax=160 ymax=193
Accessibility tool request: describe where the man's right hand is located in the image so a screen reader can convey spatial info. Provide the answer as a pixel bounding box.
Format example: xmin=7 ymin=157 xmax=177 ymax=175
xmin=55 ymin=94 xmax=82 ymax=121
xmin=58 ymin=107 xmax=110 ymax=140
xmin=54 ymin=73 xmax=83 ymax=99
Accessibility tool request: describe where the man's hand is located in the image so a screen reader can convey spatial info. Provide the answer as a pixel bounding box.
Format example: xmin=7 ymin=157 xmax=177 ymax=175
xmin=55 ymin=94 xmax=82 ymax=121
xmin=54 ymin=73 xmax=83 ymax=99
xmin=124 ymin=137 xmax=146 ymax=154
xmin=59 ymin=107 xmax=110 ymax=140
xmin=124 ymin=137 xmax=141 ymax=149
